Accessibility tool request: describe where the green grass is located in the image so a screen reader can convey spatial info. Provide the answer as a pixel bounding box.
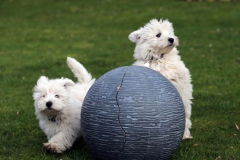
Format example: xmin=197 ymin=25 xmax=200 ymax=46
xmin=0 ymin=0 xmax=240 ymax=159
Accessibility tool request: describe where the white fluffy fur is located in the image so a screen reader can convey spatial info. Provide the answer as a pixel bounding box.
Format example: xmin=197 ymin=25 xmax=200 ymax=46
xmin=129 ymin=19 xmax=193 ymax=139
xmin=33 ymin=57 xmax=95 ymax=153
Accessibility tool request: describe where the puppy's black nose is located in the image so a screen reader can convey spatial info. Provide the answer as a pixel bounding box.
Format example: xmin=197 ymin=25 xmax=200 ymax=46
xmin=168 ymin=38 xmax=174 ymax=44
xmin=46 ymin=101 xmax=52 ymax=109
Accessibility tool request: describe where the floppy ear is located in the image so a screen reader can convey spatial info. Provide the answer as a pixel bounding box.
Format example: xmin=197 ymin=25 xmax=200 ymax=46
xmin=162 ymin=19 xmax=172 ymax=26
xmin=37 ymin=76 xmax=48 ymax=85
xmin=128 ymin=28 xmax=143 ymax=43
xmin=33 ymin=76 xmax=48 ymax=93
xmin=62 ymin=78 xmax=74 ymax=88
xmin=162 ymin=19 xmax=174 ymax=31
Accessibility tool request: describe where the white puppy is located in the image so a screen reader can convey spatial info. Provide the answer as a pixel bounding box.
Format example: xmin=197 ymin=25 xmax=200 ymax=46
xmin=129 ymin=19 xmax=193 ymax=140
xmin=33 ymin=57 xmax=95 ymax=153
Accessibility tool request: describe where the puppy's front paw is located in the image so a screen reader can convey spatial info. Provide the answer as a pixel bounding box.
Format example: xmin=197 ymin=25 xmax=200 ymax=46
xmin=44 ymin=142 xmax=62 ymax=154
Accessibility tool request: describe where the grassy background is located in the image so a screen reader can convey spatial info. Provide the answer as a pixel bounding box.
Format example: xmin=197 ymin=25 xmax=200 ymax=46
xmin=0 ymin=0 xmax=240 ymax=159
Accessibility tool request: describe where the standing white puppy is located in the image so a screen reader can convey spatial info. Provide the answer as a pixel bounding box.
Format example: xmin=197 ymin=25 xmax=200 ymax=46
xmin=129 ymin=19 xmax=193 ymax=139
xmin=33 ymin=57 xmax=95 ymax=153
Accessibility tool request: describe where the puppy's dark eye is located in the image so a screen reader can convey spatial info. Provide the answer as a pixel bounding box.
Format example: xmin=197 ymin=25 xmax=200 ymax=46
xmin=156 ymin=33 xmax=161 ymax=38
xmin=55 ymin=95 xmax=59 ymax=98
xmin=43 ymin=95 xmax=46 ymax=98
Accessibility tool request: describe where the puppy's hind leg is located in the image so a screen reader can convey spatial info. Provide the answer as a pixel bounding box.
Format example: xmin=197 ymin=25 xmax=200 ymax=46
xmin=182 ymin=117 xmax=193 ymax=140
xmin=182 ymin=100 xmax=193 ymax=140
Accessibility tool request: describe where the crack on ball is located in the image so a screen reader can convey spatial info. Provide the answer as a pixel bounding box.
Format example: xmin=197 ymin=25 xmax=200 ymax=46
xmin=115 ymin=66 xmax=129 ymax=158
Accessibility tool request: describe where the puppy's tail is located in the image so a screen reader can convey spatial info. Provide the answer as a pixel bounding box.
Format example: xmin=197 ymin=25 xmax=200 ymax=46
xmin=67 ymin=57 xmax=95 ymax=84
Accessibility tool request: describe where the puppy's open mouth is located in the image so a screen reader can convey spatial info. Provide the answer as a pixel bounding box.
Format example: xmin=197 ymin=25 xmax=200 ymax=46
xmin=43 ymin=109 xmax=59 ymax=115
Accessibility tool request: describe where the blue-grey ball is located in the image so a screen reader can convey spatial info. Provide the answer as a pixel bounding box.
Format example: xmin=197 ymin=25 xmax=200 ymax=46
xmin=81 ymin=66 xmax=185 ymax=160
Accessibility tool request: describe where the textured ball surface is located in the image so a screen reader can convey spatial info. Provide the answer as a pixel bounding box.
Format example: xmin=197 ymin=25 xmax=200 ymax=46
xmin=81 ymin=66 xmax=185 ymax=160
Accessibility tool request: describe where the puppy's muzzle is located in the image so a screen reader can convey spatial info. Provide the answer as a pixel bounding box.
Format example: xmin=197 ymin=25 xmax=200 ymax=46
xmin=46 ymin=101 xmax=53 ymax=109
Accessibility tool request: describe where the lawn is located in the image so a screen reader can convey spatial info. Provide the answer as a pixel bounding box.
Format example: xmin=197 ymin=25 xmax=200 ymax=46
xmin=0 ymin=0 xmax=240 ymax=159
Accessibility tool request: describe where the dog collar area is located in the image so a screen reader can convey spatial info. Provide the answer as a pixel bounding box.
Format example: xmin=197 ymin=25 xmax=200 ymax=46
xmin=150 ymin=53 xmax=164 ymax=61
xmin=48 ymin=116 xmax=61 ymax=125
xmin=48 ymin=116 xmax=57 ymax=122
